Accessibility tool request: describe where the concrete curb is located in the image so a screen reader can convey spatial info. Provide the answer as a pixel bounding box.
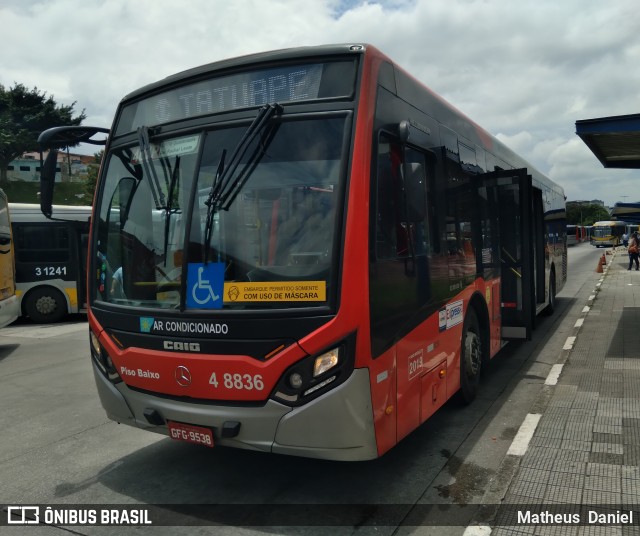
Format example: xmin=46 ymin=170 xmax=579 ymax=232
xmin=464 ymin=248 xmax=616 ymax=532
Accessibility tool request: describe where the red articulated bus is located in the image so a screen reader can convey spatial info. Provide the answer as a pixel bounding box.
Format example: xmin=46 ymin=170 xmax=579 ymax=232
xmin=38 ymin=44 xmax=566 ymax=461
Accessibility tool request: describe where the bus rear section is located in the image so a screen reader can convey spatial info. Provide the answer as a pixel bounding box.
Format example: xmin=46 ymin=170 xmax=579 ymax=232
xmin=40 ymin=43 xmax=566 ymax=461
xmin=9 ymin=203 xmax=91 ymax=323
xmin=0 ymin=191 xmax=20 ymax=328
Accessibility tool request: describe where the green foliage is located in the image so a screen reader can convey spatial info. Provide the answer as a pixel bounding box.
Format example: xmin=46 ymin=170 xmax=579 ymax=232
xmin=0 ymin=83 xmax=86 ymax=183
xmin=81 ymin=150 xmax=104 ymax=205
xmin=566 ymin=203 xmax=610 ymax=225
xmin=2 ymin=180 xmax=87 ymax=205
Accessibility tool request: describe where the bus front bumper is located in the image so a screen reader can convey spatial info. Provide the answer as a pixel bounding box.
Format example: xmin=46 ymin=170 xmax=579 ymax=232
xmin=92 ymin=364 xmax=378 ymax=461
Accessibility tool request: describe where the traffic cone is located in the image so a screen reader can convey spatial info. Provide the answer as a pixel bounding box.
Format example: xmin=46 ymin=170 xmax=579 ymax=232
xmin=596 ymin=258 xmax=603 ymax=273
xmin=601 ymin=254 xmax=606 ymax=265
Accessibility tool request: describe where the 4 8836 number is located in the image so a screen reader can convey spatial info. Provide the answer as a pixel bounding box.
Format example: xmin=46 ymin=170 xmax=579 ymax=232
xmin=209 ymin=372 xmax=264 ymax=391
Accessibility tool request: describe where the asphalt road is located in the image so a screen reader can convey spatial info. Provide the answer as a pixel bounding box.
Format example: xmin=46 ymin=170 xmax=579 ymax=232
xmin=0 ymin=242 xmax=602 ymax=536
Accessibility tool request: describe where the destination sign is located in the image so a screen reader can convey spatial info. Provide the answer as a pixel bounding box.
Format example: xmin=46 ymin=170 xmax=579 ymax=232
xmin=116 ymin=60 xmax=356 ymax=135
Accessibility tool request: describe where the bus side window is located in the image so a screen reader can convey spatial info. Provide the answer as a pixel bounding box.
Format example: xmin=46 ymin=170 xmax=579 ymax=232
xmin=375 ymin=134 xmax=402 ymax=259
xmin=371 ymin=133 xmax=433 ymax=356
xmin=403 ymin=147 xmax=431 ymax=257
xmin=375 ymin=135 xmax=432 ymax=260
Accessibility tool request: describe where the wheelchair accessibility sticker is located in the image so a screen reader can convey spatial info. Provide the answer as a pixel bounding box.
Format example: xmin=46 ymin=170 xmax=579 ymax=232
xmin=187 ymin=263 xmax=224 ymax=309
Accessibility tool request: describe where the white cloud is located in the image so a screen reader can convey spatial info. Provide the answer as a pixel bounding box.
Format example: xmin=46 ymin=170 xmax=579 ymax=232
xmin=2 ymin=0 xmax=639 ymax=206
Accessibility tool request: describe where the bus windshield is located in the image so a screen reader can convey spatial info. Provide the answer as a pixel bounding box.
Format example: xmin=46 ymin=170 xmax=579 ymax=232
xmin=592 ymin=226 xmax=607 ymax=238
xmin=94 ymin=114 xmax=348 ymax=310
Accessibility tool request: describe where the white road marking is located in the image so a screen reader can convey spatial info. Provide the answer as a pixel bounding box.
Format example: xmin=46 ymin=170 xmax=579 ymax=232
xmin=507 ymin=413 xmax=542 ymax=456
xmin=545 ymin=364 xmax=564 ymax=386
xmin=463 ymin=526 xmax=491 ymax=536
xmin=563 ymin=336 xmax=576 ymax=350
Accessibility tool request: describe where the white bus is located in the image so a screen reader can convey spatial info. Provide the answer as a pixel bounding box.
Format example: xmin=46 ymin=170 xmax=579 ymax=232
xmin=9 ymin=203 xmax=91 ymax=322
xmin=566 ymin=225 xmax=578 ymax=246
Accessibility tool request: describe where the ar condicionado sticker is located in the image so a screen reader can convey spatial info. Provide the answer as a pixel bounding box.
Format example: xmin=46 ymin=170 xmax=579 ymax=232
xmin=223 ymin=281 xmax=326 ymax=302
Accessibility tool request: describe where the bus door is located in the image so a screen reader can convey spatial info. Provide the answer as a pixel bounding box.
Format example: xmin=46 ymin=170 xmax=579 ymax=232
xmin=77 ymin=222 xmax=89 ymax=310
xmin=478 ymin=169 xmax=534 ymax=340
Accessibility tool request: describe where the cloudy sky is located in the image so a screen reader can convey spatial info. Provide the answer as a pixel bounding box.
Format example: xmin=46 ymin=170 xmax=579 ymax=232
xmin=2 ymin=0 xmax=638 ymax=206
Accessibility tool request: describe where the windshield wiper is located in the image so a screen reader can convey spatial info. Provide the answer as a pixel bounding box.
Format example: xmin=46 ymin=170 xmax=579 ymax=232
xmin=203 ymin=150 xmax=226 ymax=264
xmin=162 ymin=155 xmax=181 ymax=266
xmin=136 ymin=127 xmax=182 ymax=267
xmin=137 ymin=126 xmax=166 ymax=209
xmin=207 ymin=103 xmax=282 ymax=211
xmin=203 ymin=102 xmax=283 ymax=263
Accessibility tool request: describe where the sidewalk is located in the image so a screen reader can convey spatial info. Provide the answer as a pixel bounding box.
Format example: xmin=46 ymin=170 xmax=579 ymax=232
xmin=480 ymin=248 xmax=640 ymax=535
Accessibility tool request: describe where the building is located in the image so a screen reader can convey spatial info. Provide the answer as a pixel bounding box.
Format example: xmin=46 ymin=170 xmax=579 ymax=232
xmin=6 ymin=151 xmax=95 ymax=183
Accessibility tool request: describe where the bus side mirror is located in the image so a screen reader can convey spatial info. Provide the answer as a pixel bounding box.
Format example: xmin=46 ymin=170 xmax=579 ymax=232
xmin=403 ymin=162 xmax=427 ymax=222
xmin=106 ymin=177 xmax=137 ymax=231
xmin=40 ymin=149 xmax=58 ymax=219
xmin=117 ymin=177 xmax=136 ymax=225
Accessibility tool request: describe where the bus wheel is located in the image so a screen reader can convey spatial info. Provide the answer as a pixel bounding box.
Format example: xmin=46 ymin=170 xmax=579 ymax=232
xmin=24 ymin=287 xmax=67 ymax=323
xmin=460 ymin=308 xmax=482 ymax=404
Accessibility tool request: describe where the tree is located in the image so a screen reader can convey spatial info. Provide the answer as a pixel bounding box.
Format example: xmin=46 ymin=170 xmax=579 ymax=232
xmin=0 ymin=83 xmax=86 ymax=184
xmin=566 ymin=203 xmax=610 ymax=226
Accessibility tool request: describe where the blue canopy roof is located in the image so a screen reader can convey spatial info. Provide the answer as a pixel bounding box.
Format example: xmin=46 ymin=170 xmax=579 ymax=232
xmin=610 ymin=202 xmax=640 ymax=224
xmin=576 ymin=113 xmax=640 ymax=169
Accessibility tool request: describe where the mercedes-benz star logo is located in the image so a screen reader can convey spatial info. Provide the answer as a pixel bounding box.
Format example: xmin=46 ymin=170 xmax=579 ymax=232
xmin=175 ymin=365 xmax=192 ymax=387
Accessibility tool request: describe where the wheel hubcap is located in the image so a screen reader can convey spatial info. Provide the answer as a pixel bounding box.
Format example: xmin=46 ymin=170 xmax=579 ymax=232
xmin=465 ymin=331 xmax=481 ymax=376
xmin=36 ymin=296 xmax=57 ymax=315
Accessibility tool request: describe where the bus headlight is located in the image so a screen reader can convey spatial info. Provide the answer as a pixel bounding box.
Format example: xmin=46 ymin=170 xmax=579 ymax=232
xmin=313 ymin=348 xmax=339 ymax=377
xmin=90 ymin=330 xmax=101 ymax=357
xmin=89 ymin=329 xmax=122 ymax=384
xmin=272 ymin=334 xmax=356 ymax=407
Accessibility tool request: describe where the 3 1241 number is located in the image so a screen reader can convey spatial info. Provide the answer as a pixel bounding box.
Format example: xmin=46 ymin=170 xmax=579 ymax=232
xmin=35 ymin=266 xmax=67 ymax=277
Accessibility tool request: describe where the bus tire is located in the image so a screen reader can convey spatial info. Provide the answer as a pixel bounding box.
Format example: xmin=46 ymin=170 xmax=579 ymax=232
xmin=24 ymin=287 xmax=67 ymax=323
xmin=542 ymin=270 xmax=556 ymax=316
xmin=459 ymin=307 xmax=482 ymax=404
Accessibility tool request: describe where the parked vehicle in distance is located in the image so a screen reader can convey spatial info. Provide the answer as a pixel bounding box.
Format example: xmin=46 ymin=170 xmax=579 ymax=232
xmin=9 ymin=203 xmax=91 ymax=323
xmin=591 ymin=220 xmax=627 ymax=248
xmin=566 ymin=225 xmax=577 ymax=246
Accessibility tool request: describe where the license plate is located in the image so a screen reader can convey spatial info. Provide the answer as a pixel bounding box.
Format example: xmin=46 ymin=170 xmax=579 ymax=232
xmin=167 ymin=421 xmax=214 ymax=448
